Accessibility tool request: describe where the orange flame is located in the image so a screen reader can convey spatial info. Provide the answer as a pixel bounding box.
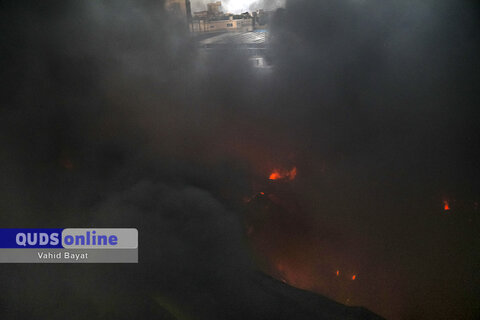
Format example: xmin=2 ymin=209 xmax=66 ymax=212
xmin=351 ymin=275 xmax=356 ymax=280
xmin=269 ymin=171 xmax=281 ymax=180
xmin=444 ymin=200 xmax=450 ymax=211
xmin=336 ymin=270 xmax=340 ymax=276
xmin=269 ymin=167 xmax=297 ymax=181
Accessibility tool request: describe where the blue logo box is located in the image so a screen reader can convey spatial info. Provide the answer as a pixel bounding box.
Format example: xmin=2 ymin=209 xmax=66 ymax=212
xmin=0 ymin=229 xmax=64 ymax=248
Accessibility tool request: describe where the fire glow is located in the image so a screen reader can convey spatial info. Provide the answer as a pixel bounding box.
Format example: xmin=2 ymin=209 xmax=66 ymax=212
xmin=444 ymin=200 xmax=450 ymax=211
xmin=60 ymin=158 xmax=73 ymax=170
xmin=269 ymin=167 xmax=297 ymax=181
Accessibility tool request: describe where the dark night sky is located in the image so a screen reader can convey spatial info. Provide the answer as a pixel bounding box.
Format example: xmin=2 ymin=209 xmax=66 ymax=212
xmin=0 ymin=1 xmax=479 ymax=319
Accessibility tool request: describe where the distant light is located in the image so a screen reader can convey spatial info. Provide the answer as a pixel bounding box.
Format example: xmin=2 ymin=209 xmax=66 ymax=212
xmin=222 ymin=0 xmax=275 ymax=13
xmin=351 ymin=275 xmax=356 ymax=280
xmin=336 ymin=270 xmax=340 ymax=276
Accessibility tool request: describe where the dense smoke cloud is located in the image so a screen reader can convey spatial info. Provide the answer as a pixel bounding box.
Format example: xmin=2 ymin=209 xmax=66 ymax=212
xmin=265 ymin=2 xmax=480 ymax=319
xmin=0 ymin=1 xmax=252 ymax=319
xmin=0 ymin=0 xmax=479 ymax=319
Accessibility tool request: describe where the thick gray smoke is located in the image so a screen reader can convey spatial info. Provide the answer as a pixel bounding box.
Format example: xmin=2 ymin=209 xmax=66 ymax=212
xmin=0 ymin=0 xmax=479 ymax=319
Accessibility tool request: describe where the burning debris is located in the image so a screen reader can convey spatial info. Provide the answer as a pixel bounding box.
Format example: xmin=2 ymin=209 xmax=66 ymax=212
xmin=269 ymin=167 xmax=297 ymax=181
xmin=443 ymin=200 xmax=451 ymax=211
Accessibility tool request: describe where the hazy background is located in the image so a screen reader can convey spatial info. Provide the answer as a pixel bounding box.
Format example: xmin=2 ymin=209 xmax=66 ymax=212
xmin=191 ymin=0 xmax=285 ymax=13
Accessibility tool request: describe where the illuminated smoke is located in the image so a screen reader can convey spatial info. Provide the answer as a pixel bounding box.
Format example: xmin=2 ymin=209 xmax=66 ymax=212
xmin=269 ymin=167 xmax=297 ymax=181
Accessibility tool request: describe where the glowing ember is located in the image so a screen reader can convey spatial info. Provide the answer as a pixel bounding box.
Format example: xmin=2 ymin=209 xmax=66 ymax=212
xmin=352 ymin=275 xmax=356 ymax=280
xmin=243 ymin=192 xmax=266 ymax=203
xmin=444 ymin=200 xmax=450 ymax=211
xmin=60 ymin=158 xmax=73 ymax=170
xmin=336 ymin=270 xmax=340 ymax=276
xmin=269 ymin=167 xmax=297 ymax=181
xmin=269 ymin=171 xmax=281 ymax=180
